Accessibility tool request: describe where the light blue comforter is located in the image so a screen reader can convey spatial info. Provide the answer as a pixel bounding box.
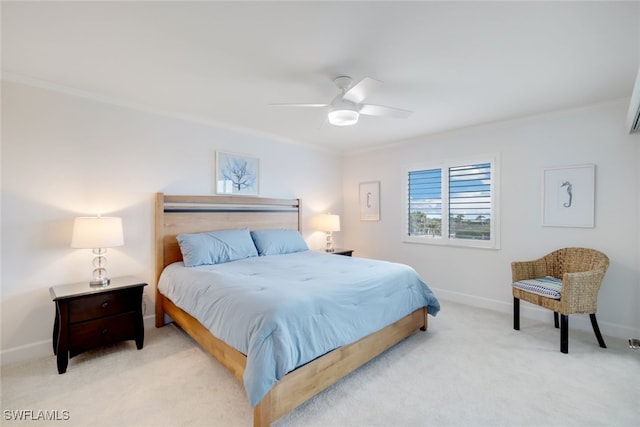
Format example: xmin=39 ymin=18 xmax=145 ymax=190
xmin=158 ymin=250 xmax=440 ymax=406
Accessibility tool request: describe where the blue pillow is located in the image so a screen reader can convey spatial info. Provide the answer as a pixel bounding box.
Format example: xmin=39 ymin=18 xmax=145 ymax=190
xmin=177 ymin=228 xmax=258 ymax=267
xmin=250 ymin=229 xmax=309 ymax=256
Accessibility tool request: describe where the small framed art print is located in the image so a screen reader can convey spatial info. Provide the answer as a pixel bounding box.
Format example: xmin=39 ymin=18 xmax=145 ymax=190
xmin=359 ymin=181 xmax=380 ymax=221
xmin=215 ymin=151 xmax=259 ymax=195
xmin=542 ymin=164 xmax=595 ymax=228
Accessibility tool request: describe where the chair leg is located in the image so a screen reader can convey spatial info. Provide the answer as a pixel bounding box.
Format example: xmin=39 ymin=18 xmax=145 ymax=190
xmin=554 ymin=312 xmax=559 ymax=329
xmin=560 ymin=314 xmax=569 ymax=354
xmin=513 ymin=297 xmax=520 ymax=330
xmin=590 ymin=313 xmax=607 ymax=348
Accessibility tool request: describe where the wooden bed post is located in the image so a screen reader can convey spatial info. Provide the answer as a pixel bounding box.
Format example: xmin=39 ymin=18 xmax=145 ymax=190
xmin=254 ymin=393 xmax=271 ymax=427
xmin=155 ymin=192 xmax=166 ymax=328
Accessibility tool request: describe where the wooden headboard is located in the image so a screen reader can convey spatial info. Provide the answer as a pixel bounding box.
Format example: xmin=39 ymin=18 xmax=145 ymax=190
xmin=154 ymin=192 xmax=301 ymax=284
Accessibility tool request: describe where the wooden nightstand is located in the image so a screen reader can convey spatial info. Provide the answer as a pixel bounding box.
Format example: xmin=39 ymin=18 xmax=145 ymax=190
xmin=331 ymin=248 xmax=354 ymax=257
xmin=50 ymin=276 xmax=147 ymax=374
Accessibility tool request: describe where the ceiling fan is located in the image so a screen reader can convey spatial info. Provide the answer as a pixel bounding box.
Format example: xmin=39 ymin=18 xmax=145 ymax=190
xmin=271 ymin=76 xmax=413 ymax=126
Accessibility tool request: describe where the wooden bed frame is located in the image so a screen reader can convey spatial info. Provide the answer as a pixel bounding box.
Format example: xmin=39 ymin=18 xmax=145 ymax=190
xmin=154 ymin=192 xmax=428 ymax=426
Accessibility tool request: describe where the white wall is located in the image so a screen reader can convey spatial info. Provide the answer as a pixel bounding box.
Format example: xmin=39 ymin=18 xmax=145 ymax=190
xmin=344 ymin=100 xmax=639 ymax=340
xmin=2 ymin=80 xmax=638 ymax=366
xmin=1 ymin=81 xmax=344 ymax=364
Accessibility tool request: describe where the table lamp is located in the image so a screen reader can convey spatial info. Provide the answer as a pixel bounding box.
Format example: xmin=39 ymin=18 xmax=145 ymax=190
xmin=71 ymin=216 xmax=124 ymax=287
xmin=316 ymin=213 xmax=340 ymax=252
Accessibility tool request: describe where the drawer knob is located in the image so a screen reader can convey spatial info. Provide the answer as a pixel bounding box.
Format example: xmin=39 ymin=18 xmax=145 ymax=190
xmin=101 ymin=301 xmax=110 ymax=308
xmin=101 ymin=329 xmax=109 ymax=335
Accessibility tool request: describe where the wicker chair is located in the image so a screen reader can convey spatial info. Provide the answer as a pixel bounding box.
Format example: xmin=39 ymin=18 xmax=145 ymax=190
xmin=511 ymin=247 xmax=609 ymax=354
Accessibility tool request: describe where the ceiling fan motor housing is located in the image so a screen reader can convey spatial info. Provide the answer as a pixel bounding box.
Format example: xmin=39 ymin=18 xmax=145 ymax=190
xmin=333 ymin=76 xmax=353 ymax=92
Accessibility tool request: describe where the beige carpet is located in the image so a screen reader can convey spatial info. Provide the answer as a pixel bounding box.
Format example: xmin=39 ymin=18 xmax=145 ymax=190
xmin=2 ymin=301 xmax=638 ymax=427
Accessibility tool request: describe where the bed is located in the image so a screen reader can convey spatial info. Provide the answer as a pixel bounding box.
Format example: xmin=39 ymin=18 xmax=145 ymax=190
xmin=154 ymin=193 xmax=440 ymax=426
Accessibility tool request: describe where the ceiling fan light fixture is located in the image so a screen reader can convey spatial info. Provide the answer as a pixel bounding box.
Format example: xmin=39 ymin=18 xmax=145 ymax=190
xmin=328 ymin=108 xmax=359 ymax=126
xmin=271 ymin=75 xmax=412 ymax=126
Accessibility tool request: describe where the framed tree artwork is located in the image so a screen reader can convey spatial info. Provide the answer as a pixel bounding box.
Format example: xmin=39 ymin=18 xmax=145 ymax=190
xmin=215 ymin=151 xmax=260 ymax=195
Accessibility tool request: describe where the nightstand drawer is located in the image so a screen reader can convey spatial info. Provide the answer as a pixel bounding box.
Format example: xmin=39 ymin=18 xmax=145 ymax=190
xmin=69 ymin=312 xmax=137 ymax=353
xmin=69 ymin=289 xmax=139 ymax=323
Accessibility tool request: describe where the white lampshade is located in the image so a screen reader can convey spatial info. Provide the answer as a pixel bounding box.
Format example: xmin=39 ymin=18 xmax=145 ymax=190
xmin=316 ymin=214 xmax=341 ymax=232
xmin=71 ymin=217 xmax=124 ymax=249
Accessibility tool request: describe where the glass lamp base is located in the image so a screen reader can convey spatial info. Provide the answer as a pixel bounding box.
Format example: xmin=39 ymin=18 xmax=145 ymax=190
xmin=89 ymin=278 xmax=110 ymax=288
xmin=325 ymin=232 xmax=334 ymax=252
xmin=90 ymin=261 xmax=109 ymax=287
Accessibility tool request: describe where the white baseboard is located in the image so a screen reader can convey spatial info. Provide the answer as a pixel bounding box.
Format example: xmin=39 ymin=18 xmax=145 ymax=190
xmin=432 ymin=287 xmax=639 ymax=340
xmin=143 ymin=313 xmax=156 ymax=329
xmin=1 ymin=339 xmax=53 ymax=367
xmin=1 ymin=314 xmax=158 ymax=367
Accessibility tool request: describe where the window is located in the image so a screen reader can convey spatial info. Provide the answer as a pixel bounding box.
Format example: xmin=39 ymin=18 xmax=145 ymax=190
xmin=405 ymin=156 xmax=499 ymax=249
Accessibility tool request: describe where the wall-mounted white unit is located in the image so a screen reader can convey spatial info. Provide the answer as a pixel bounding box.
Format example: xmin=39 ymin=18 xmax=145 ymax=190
xmin=628 ymin=68 xmax=640 ymax=134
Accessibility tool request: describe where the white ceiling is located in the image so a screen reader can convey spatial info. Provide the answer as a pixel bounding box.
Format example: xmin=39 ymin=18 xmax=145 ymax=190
xmin=2 ymin=1 xmax=639 ymax=153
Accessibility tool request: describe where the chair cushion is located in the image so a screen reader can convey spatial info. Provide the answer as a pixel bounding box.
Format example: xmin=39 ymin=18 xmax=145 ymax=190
xmin=513 ymin=276 xmax=562 ymax=299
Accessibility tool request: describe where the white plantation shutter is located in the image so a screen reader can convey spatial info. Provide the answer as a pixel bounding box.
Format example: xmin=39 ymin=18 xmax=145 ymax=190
xmin=448 ymin=163 xmax=491 ymax=240
xmin=408 ymin=168 xmax=441 ymax=237
xmin=405 ymin=156 xmax=499 ymax=249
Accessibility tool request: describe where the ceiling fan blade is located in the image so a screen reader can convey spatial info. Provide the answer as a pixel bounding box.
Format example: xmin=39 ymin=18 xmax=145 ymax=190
xmin=359 ymin=104 xmax=413 ymax=118
xmin=342 ymin=77 xmax=382 ymax=104
xmin=269 ymin=103 xmax=329 ymax=107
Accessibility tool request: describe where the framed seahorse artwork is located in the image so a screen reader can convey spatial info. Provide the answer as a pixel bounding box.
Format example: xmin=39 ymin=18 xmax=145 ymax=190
xmin=542 ymin=164 xmax=595 ymax=227
xmin=359 ymin=181 xmax=380 ymax=221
